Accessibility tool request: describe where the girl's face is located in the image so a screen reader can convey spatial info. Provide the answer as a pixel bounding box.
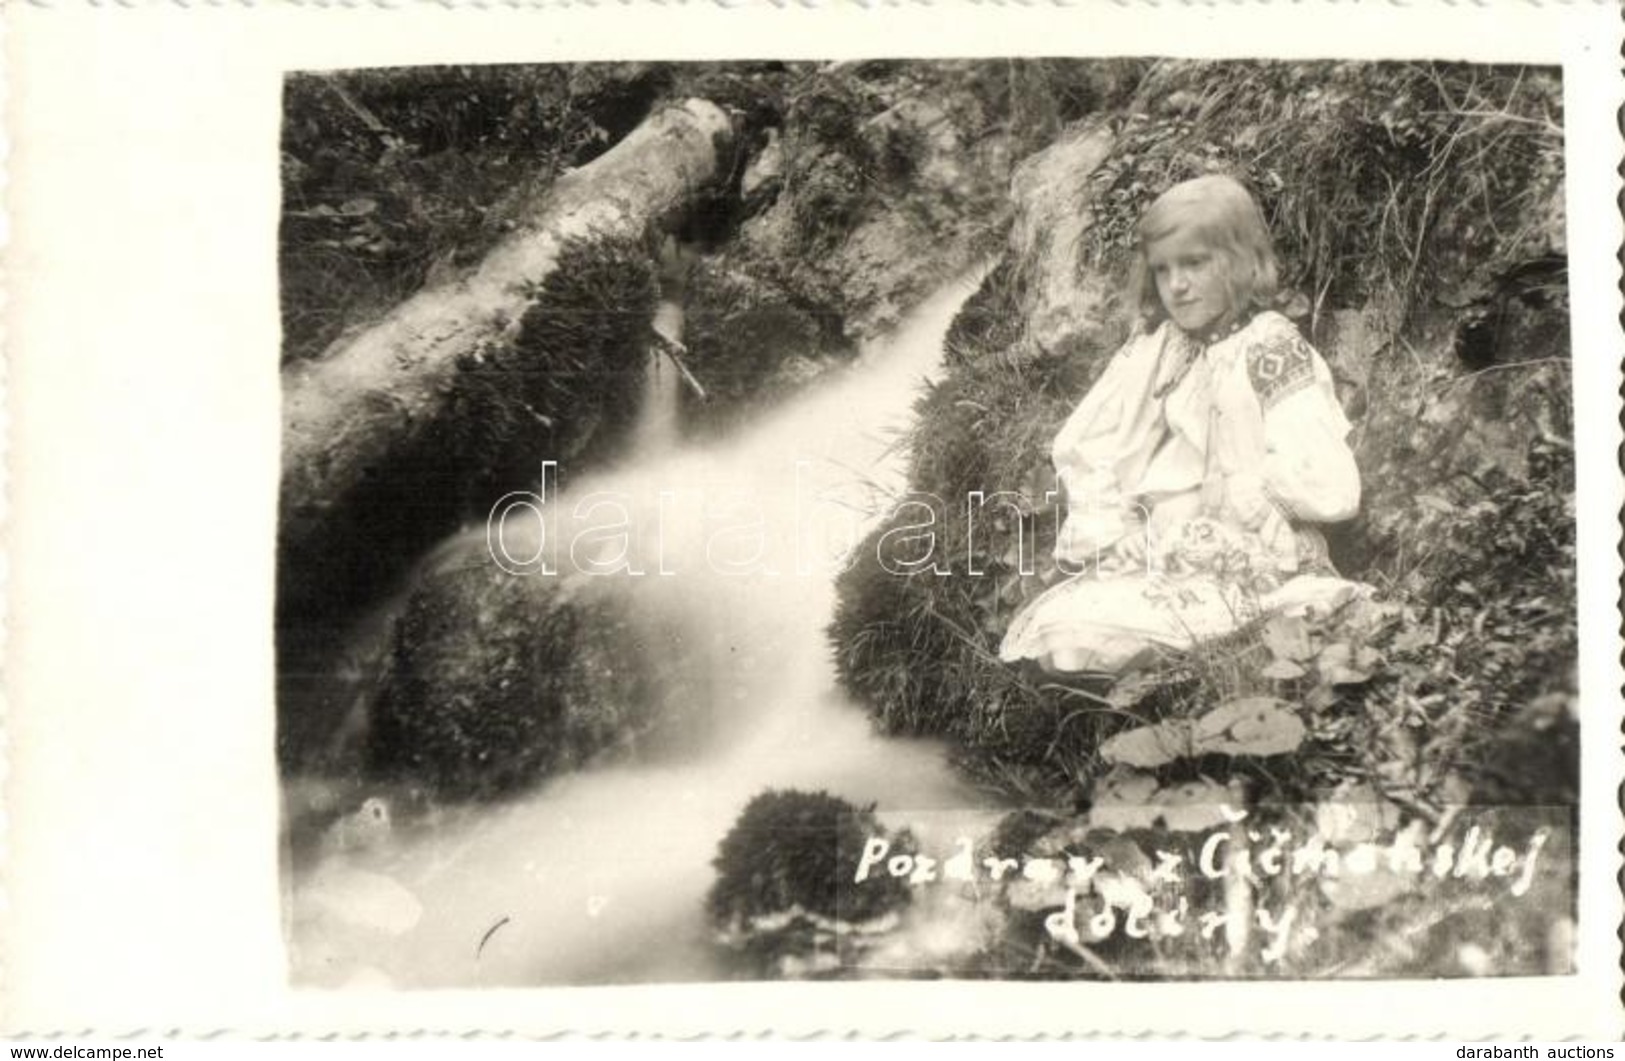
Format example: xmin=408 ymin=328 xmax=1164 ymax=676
xmin=1146 ymin=226 xmax=1234 ymax=336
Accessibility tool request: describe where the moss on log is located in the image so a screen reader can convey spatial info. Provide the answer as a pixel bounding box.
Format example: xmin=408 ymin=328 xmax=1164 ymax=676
xmin=279 ymin=99 xmax=737 ymax=619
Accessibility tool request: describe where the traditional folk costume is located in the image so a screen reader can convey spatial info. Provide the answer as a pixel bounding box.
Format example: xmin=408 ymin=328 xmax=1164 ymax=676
xmin=999 ymin=310 xmax=1365 ymax=675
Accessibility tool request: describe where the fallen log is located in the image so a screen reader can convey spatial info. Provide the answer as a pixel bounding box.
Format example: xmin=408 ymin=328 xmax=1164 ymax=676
xmin=278 ymin=99 xmax=737 ymax=619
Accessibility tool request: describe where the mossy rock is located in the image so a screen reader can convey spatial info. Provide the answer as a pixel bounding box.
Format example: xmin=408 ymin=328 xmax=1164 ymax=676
xmin=1351 ymin=341 xmax=1571 ymax=583
xmin=680 ymin=259 xmax=850 ymax=430
xmin=709 ymin=789 xmax=914 ymax=926
xmin=734 ymin=62 xmax=1022 ymax=342
xmin=366 ymin=557 xmax=676 ymax=801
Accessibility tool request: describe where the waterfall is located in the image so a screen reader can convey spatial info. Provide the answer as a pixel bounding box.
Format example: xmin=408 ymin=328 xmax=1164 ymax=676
xmin=630 ymin=299 xmax=685 ymax=456
xmin=287 ymin=268 xmax=996 ymax=988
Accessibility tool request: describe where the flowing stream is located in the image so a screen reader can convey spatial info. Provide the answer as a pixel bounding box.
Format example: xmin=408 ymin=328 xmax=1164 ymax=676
xmin=286 ymin=270 xmax=998 ymax=988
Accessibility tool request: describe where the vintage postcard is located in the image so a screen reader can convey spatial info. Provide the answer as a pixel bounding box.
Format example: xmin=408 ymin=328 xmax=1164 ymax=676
xmin=4 ymin=0 xmax=1622 ymax=1040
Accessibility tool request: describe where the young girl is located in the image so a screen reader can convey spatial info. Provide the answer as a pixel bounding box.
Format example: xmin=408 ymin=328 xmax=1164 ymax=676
xmin=1000 ymin=174 xmax=1363 ymax=675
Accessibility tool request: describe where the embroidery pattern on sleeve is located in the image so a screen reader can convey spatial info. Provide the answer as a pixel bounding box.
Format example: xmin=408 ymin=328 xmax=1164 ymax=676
xmin=1247 ymin=329 xmax=1316 ymax=409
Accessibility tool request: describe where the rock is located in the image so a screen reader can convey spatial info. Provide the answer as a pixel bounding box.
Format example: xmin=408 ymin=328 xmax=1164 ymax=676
xmin=731 ymin=64 xmax=1015 ymax=343
xmin=740 ymin=127 xmax=784 ymax=210
xmin=680 ymin=258 xmax=848 ymax=429
xmin=365 ymin=546 xmax=686 ymax=801
xmin=319 ymin=796 xmax=393 ymax=855
xmin=1313 ymin=306 xmax=1388 ymax=413
xmin=861 ymin=97 xmax=961 ymax=187
xmin=1007 ymin=119 xmax=1124 ymax=360
xmin=1430 ymin=160 xmax=1565 ymax=311
xmin=1353 ymin=354 xmax=1570 ymax=575
xmin=708 ymin=789 xmax=914 ymax=978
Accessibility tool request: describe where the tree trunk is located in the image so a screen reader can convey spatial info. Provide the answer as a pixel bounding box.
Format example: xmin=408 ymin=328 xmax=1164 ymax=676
xmin=278 ymin=99 xmax=736 ymax=619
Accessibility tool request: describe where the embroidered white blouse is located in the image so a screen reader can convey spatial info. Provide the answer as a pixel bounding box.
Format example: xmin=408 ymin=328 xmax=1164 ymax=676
xmin=1049 ymin=310 xmax=1359 ymax=572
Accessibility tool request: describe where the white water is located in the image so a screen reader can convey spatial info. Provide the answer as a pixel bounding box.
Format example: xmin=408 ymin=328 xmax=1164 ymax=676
xmin=287 ymin=271 xmax=996 ymax=988
xmin=631 ymin=299 xmax=685 ymax=456
xmin=630 ymin=347 xmax=682 ymax=456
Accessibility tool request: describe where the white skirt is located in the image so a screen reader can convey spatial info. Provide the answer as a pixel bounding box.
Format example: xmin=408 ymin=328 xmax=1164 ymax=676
xmin=998 ymin=567 xmax=1363 ymax=675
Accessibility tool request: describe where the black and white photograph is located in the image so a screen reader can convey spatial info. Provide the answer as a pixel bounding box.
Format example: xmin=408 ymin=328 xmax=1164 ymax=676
xmin=276 ymin=58 xmax=1578 ymax=987
xmin=4 ymin=2 xmax=1622 ymax=1041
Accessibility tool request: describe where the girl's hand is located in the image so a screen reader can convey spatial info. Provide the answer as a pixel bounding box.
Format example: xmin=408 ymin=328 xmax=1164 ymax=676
xmin=1225 ymin=472 xmax=1273 ymax=530
xmin=1257 ymin=503 xmax=1294 ymax=559
xmin=1110 ymin=524 xmax=1151 ymax=568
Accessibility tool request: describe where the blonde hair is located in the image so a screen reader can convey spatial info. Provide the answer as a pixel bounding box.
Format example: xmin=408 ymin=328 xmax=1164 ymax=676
xmin=1132 ymin=174 xmax=1280 ymax=326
